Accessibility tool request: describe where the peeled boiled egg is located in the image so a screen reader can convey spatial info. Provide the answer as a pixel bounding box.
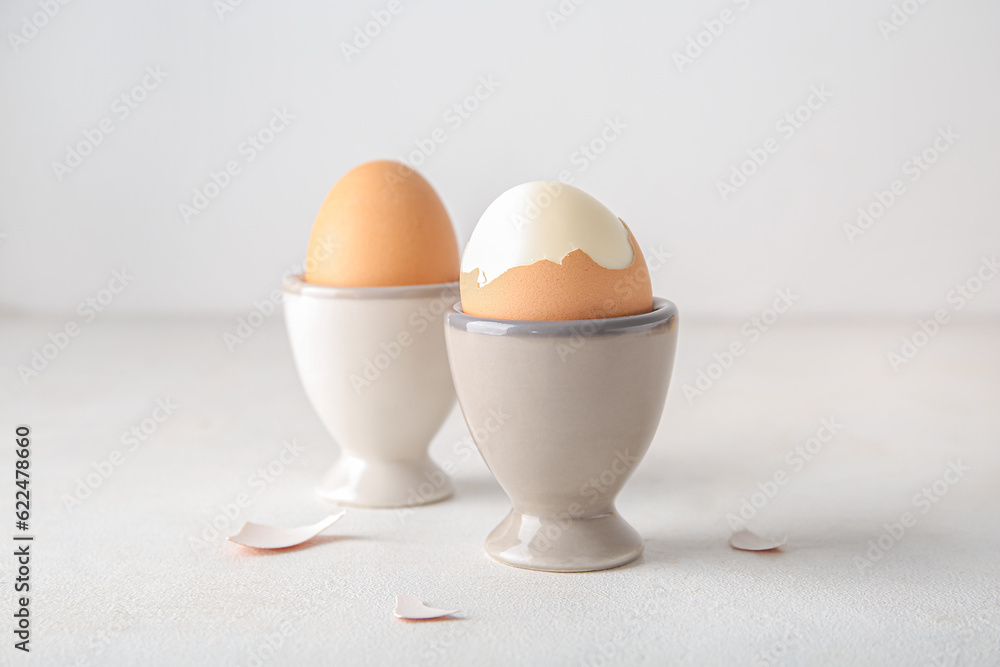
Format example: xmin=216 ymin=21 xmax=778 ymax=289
xmin=304 ymin=160 xmax=460 ymax=287
xmin=459 ymin=181 xmax=653 ymax=321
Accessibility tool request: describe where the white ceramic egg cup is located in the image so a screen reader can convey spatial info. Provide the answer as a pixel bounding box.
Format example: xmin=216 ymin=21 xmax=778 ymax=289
xmin=445 ymin=299 xmax=678 ymax=572
xmin=283 ymin=275 xmax=458 ymax=508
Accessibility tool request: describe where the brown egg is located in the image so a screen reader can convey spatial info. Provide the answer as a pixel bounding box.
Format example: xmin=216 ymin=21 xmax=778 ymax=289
xmin=304 ymin=160 xmax=459 ymax=287
xmin=460 ymin=224 xmax=653 ymax=321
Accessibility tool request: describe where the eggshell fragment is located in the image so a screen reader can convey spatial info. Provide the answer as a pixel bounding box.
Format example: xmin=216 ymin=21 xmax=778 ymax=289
xmin=729 ymin=529 xmax=786 ymax=552
xmin=393 ymin=595 xmax=458 ymax=620
xmin=460 ymin=225 xmax=651 ymax=321
xmin=227 ymin=511 xmax=346 ymax=549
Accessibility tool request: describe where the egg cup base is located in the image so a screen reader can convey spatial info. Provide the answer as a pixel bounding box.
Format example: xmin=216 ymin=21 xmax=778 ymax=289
xmin=316 ymin=454 xmax=454 ymax=508
xmin=485 ymin=508 xmax=643 ymax=572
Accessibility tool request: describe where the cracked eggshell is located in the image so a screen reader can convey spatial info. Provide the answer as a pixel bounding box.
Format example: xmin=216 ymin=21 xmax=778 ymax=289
xmin=227 ymin=511 xmax=346 ymax=549
xmin=729 ymin=529 xmax=786 ymax=552
xmin=393 ymin=595 xmax=458 ymax=620
xmin=459 ymin=181 xmax=653 ymax=321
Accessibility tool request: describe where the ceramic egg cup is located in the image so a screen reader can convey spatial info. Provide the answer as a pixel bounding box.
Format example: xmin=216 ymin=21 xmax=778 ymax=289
xmin=445 ymin=298 xmax=678 ymax=572
xmin=283 ymin=275 xmax=458 ymax=508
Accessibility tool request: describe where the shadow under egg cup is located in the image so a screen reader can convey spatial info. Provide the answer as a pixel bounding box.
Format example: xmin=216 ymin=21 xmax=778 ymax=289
xmin=283 ymin=275 xmax=458 ymax=508
xmin=445 ymin=298 xmax=678 ymax=572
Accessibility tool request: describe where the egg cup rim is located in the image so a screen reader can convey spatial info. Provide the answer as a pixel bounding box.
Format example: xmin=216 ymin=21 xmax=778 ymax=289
xmin=283 ymin=274 xmax=459 ymax=300
xmin=447 ymin=297 xmax=677 ymax=337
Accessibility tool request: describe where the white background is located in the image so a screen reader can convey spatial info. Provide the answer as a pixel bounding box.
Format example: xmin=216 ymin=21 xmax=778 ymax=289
xmin=2 ymin=0 xmax=999 ymax=318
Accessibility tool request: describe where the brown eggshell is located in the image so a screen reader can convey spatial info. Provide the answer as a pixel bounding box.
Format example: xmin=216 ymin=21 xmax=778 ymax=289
xmin=305 ymin=160 xmax=459 ymax=287
xmin=460 ymin=227 xmax=653 ymax=321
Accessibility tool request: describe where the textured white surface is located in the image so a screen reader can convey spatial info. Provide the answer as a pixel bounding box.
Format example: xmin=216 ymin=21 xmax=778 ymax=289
xmin=1 ymin=314 xmax=999 ymax=666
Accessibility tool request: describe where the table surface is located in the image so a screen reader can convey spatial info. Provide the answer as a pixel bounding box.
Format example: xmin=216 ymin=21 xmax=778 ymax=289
xmin=1 ymin=313 xmax=998 ymax=666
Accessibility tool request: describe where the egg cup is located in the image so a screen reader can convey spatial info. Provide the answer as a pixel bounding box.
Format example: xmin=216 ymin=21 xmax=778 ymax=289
xmin=283 ymin=275 xmax=458 ymax=508
xmin=445 ymin=298 xmax=678 ymax=572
